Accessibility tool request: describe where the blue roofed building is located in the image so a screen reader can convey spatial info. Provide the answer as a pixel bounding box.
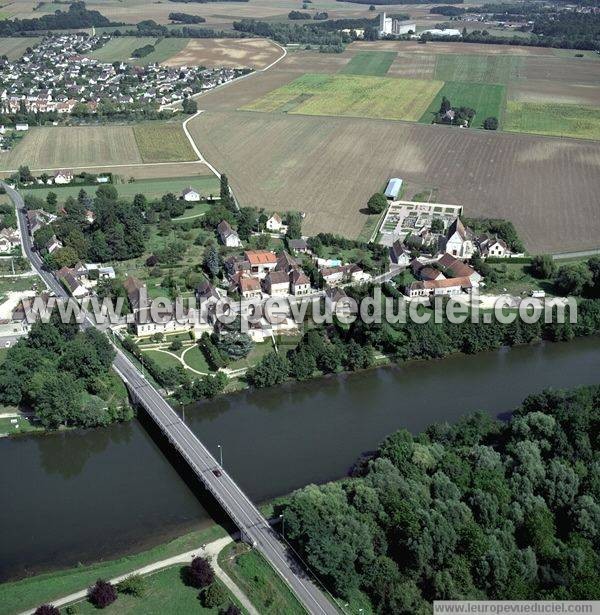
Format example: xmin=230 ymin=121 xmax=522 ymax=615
xmin=384 ymin=178 xmax=403 ymax=199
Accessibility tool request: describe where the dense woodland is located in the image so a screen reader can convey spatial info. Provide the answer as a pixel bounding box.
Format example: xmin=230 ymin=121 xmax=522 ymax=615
xmin=0 ymin=316 xmax=131 ymax=429
xmin=277 ymin=385 xmax=600 ymax=610
xmin=0 ymin=2 xmax=118 ymax=36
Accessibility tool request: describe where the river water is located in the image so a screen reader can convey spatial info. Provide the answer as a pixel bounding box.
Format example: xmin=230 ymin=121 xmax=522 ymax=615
xmin=1 ymin=337 xmax=599 ymax=581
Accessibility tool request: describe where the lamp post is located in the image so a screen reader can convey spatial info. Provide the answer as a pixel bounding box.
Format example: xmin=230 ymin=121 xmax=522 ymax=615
xmin=279 ymin=513 xmax=285 ymax=540
xmin=217 ymin=444 xmax=223 ymax=467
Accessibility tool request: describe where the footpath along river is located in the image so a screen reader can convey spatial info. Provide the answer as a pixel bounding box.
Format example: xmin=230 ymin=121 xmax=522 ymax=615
xmin=1 ymin=336 xmax=599 ymax=581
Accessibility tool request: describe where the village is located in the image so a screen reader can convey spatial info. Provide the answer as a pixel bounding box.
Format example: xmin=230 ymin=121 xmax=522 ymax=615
xmin=0 ymin=32 xmax=247 ymax=149
xmin=0 ymin=173 xmax=526 ymax=354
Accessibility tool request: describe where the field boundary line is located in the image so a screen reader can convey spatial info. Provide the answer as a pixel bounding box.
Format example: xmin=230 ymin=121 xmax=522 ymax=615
xmin=0 ymin=160 xmax=207 ymax=174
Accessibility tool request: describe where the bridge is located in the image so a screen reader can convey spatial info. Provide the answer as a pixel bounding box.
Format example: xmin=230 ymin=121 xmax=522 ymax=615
xmin=5 ymin=183 xmax=339 ymax=615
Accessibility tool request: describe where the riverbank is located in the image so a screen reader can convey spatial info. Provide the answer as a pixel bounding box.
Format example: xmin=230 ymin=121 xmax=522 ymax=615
xmin=1 ymin=336 xmax=599 ymax=587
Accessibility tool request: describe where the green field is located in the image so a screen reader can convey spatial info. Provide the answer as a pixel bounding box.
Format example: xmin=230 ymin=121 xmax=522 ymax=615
xmin=434 ymin=54 xmax=521 ymax=84
xmin=340 ymin=51 xmax=397 ymax=76
xmin=133 ymin=123 xmax=197 ymax=163
xmin=420 ymin=81 xmax=506 ymax=127
xmin=23 ymin=175 xmax=220 ymax=203
xmin=0 ymin=37 xmax=42 ymax=60
xmin=87 ymin=37 xmax=189 ymax=64
xmin=504 ymin=101 xmax=600 ymax=140
xmin=243 ymin=73 xmax=444 ymax=122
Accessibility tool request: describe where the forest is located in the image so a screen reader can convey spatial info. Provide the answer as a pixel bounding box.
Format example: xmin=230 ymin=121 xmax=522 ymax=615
xmin=276 ymin=385 xmax=600 ymax=611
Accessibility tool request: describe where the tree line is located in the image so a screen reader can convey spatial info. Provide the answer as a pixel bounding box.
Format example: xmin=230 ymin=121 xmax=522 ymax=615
xmin=276 ymin=384 xmax=600 ymax=610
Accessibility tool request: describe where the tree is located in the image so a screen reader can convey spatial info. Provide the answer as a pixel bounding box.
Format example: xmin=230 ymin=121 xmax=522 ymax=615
xmin=201 ymin=582 xmax=228 ymax=608
xmin=367 ymin=193 xmax=387 ymax=214
xmin=220 ymin=174 xmax=235 ymax=212
xmin=483 ymin=117 xmax=499 ymax=130
xmin=530 ymin=254 xmax=556 ymax=279
xmin=169 ymin=339 xmax=183 ymax=351
xmin=286 ymin=212 xmax=302 ymax=240
xmin=203 ymin=243 xmax=221 ymax=278
xmin=46 ymin=191 xmax=57 ymax=209
xmin=88 ymin=579 xmax=117 ymax=608
xmin=215 ymin=331 xmax=253 ymax=360
xmin=554 ymin=263 xmax=592 ymax=296
xmin=440 ymin=96 xmax=452 ymax=114
xmin=188 ymin=556 xmax=215 ymax=588
xmin=431 ymin=217 xmax=444 ymax=234
xmin=247 ymin=352 xmax=289 ymax=388
xmin=33 ymin=606 xmax=60 ymax=615
xmin=289 ymin=346 xmax=316 ymax=381
xmin=117 ymin=574 xmax=146 ymax=597
xmin=182 ymin=97 xmax=198 ymax=114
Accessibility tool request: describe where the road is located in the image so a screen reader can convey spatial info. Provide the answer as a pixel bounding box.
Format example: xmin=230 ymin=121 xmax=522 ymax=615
xmin=4 ymin=182 xmax=339 ymax=615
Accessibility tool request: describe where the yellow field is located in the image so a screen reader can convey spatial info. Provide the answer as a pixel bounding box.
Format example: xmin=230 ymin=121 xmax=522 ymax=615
xmin=132 ymin=123 xmax=197 ymax=163
xmin=242 ymin=73 xmax=444 ymax=122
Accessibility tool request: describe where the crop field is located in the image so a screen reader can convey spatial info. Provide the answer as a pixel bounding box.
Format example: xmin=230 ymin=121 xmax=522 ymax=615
xmin=243 ymin=73 xmax=443 ymax=121
xmin=0 ymin=37 xmax=41 ymax=60
xmin=433 ymin=54 xmax=522 ymax=84
xmin=86 ymin=37 xmax=189 ymax=64
xmin=339 ymin=51 xmax=397 ymax=76
xmin=133 ymin=123 xmax=197 ymax=163
xmin=0 ymin=125 xmax=143 ymax=171
xmin=508 ymin=81 xmax=600 ymax=107
xmin=504 ymin=102 xmax=600 ymax=141
xmin=189 ymin=109 xmax=600 ymax=253
xmin=419 ymin=82 xmax=506 ymax=127
xmin=163 ymin=38 xmax=283 ymax=69
xmin=387 ymin=53 xmax=436 ymax=79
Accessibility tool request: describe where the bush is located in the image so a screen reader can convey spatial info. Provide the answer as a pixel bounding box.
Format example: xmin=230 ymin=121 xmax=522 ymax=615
xmin=88 ymin=579 xmax=117 ymax=608
xmin=34 ymin=606 xmax=60 ymax=615
xmin=483 ymin=116 xmax=499 ymax=130
xmin=367 ymin=192 xmax=387 ymax=214
xmin=188 ymin=556 xmax=215 ymax=589
xmin=530 ymin=254 xmax=556 ymax=279
xmin=169 ymin=339 xmax=183 ymax=351
xmin=201 ymin=582 xmax=228 ymax=608
xmin=117 ymin=573 xmax=146 ymax=597
xmin=221 ymin=605 xmax=242 ymax=615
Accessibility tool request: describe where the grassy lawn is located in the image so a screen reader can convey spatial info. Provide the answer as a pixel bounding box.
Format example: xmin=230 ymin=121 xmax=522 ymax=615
xmin=218 ymin=543 xmax=306 ymax=615
xmin=143 ymin=349 xmax=184 ymax=370
xmin=227 ymin=341 xmax=275 ymax=371
xmin=434 ymin=54 xmax=521 ymax=84
xmin=86 ymin=37 xmax=189 ymax=65
xmin=0 ymin=276 xmax=39 ymax=302
xmin=69 ymin=568 xmax=240 ymax=615
xmin=24 ymin=175 xmax=219 ymax=204
xmin=133 ymin=123 xmax=197 ymax=163
xmin=340 ymin=51 xmax=397 ymax=76
xmin=484 ymin=262 xmax=556 ymax=296
xmin=244 ymin=73 xmax=443 ymax=122
xmin=419 ymin=81 xmax=506 ymax=128
xmin=173 ymin=201 xmax=211 ymax=220
xmin=0 ymin=525 xmax=228 ymax=615
xmin=504 ymin=101 xmax=600 ymax=140
xmin=182 ymin=345 xmax=211 ymax=373
xmin=0 ymin=413 xmax=42 ymax=436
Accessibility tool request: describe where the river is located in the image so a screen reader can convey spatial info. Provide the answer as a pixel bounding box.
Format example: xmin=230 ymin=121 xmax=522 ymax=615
xmin=1 ymin=337 xmax=599 ymax=582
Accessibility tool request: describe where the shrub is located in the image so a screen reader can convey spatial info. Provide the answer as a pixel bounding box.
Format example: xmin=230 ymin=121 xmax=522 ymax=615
xmin=530 ymin=254 xmax=556 ymax=279
xmin=483 ymin=116 xmax=499 ymax=130
xmin=117 ymin=573 xmax=146 ymax=597
xmin=221 ymin=605 xmax=242 ymax=615
xmin=169 ymin=339 xmax=183 ymax=352
xmin=188 ymin=556 xmax=215 ymax=588
xmin=201 ymin=582 xmax=228 ymax=608
xmin=88 ymin=579 xmax=117 ymax=608
xmin=367 ymin=192 xmax=387 ymax=214
xmin=34 ymin=606 xmax=60 ymax=615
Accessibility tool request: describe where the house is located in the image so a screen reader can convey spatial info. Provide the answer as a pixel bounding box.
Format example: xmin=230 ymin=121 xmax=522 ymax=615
xmin=390 ymin=240 xmax=411 ymax=266
xmin=343 ymin=264 xmax=369 ymax=284
xmin=406 ymin=276 xmax=472 ymax=298
xmin=266 ymin=213 xmax=288 ymax=234
xmin=46 ymin=235 xmax=63 ymax=254
xmin=477 ymin=234 xmax=510 ymax=258
xmin=288 ymin=238 xmax=309 ymax=254
xmin=290 ymin=269 xmax=311 ymax=296
xmin=418 ymin=266 xmax=445 ymax=282
xmin=0 ymin=228 xmax=20 ymax=253
xmin=437 ymin=253 xmax=482 ymax=286
xmin=26 ymin=209 xmax=55 ymax=236
xmin=275 ymin=251 xmax=298 ymax=274
xmin=238 ymin=276 xmax=262 ymax=300
xmin=325 ymin=287 xmax=347 ymax=310
xmin=15 ymin=123 xmax=28 ymax=131
xmin=134 ymin=306 xmax=192 ymax=337
xmin=384 ymin=178 xmax=403 ymax=200
xmin=85 ymin=209 xmax=95 ymax=224
xmin=263 ymin=270 xmax=290 ymax=297
xmin=321 ymin=266 xmax=346 ymax=287
xmin=444 ymin=218 xmax=475 ymax=259
xmin=216 ymin=220 xmax=242 ymax=248
xmin=245 ymin=250 xmax=277 ymax=278
xmin=224 ymin=254 xmax=251 ymax=277
xmin=182 ymin=186 xmax=201 ymax=202
xmin=57 ymin=266 xmax=88 ymax=298
xmin=123 ymin=275 xmax=146 ymax=312
xmin=54 ymin=169 xmax=73 ymax=185
xmin=84 ymin=263 xmax=116 ymax=279
xmin=195 ymin=280 xmax=221 ymax=325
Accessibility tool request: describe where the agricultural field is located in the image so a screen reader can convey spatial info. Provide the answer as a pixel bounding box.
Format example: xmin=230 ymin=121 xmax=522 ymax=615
xmin=86 ymin=37 xmax=189 ymax=64
xmin=163 ymin=37 xmax=283 ymax=69
xmin=0 ymin=125 xmax=143 ymax=171
xmin=23 ymin=175 xmax=220 ymax=204
xmin=387 ymin=53 xmax=436 ymax=79
xmin=0 ymin=36 xmax=41 ymax=60
xmin=188 ymin=109 xmax=600 ymax=254
xmin=433 ymin=54 xmax=522 ymax=84
xmin=504 ymin=102 xmax=600 ymax=141
xmin=132 ymin=123 xmax=197 ymax=163
xmin=419 ymin=82 xmax=506 ymax=127
xmin=243 ymin=73 xmax=443 ymax=122
xmin=339 ymin=51 xmax=397 ymax=76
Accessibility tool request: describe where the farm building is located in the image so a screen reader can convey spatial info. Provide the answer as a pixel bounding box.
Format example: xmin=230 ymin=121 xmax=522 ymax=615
xmin=54 ymin=170 xmax=73 ymax=185
xmin=385 ymin=178 xmax=403 ymax=199
xmin=421 ymin=28 xmax=462 ymax=37
xmin=182 ymin=187 xmax=201 ymax=202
